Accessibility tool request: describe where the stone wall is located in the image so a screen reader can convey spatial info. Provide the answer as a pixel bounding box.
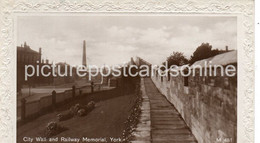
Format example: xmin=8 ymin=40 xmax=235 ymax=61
xmin=151 ymin=66 xmax=237 ymax=143
xmin=18 ymin=84 xmax=104 ymax=124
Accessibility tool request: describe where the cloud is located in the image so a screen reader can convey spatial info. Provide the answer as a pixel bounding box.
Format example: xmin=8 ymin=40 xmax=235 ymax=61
xmin=17 ymin=16 xmax=237 ymax=66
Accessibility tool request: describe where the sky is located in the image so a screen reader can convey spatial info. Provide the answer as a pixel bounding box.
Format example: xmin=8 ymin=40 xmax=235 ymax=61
xmin=17 ymin=15 xmax=237 ymax=66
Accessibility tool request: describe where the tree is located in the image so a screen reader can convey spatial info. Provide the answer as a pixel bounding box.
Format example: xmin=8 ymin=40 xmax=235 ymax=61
xmin=189 ymin=43 xmax=220 ymax=65
xmin=162 ymin=52 xmax=188 ymax=69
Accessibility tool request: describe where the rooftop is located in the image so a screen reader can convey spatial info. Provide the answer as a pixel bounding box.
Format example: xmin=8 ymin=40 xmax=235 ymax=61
xmin=17 ymin=43 xmax=39 ymax=54
xmin=191 ymin=50 xmax=237 ymax=67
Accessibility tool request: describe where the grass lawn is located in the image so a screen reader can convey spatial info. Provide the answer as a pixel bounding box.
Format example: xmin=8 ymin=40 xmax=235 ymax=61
xmin=17 ymin=94 xmax=137 ymax=143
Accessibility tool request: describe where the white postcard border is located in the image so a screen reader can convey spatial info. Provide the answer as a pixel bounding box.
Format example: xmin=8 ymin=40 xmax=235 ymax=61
xmin=0 ymin=0 xmax=254 ymax=143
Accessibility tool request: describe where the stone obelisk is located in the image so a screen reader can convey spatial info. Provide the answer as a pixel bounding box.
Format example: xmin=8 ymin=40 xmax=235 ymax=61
xmin=82 ymin=40 xmax=87 ymax=67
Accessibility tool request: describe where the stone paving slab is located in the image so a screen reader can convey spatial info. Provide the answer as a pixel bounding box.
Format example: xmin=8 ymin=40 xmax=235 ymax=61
xmin=130 ymin=141 xmax=151 ymax=143
xmin=152 ymin=140 xmax=197 ymax=143
xmin=130 ymin=78 xmax=151 ymax=143
xmin=152 ymin=129 xmax=193 ymax=135
xmin=144 ymin=78 xmax=197 ymax=143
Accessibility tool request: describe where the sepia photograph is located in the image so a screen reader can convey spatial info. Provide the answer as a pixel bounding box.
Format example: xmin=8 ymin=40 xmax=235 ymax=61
xmin=16 ymin=15 xmax=237 ymax=143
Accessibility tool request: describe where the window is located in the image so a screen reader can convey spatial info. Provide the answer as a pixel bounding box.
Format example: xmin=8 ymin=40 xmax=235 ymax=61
xmin=183 ymin=69 xmax=189 ymax=86
xmin=184 ymin=76 xmax=188 ymax=86
xmin=168 ymin=71 xmax=171 ymax=81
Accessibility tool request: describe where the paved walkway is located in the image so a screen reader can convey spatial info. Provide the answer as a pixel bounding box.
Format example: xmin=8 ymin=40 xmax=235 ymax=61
xmin=144 ymin=78 xmax=197 ymax=143
xmin=131 ymin=78 xmax=151 ymax=143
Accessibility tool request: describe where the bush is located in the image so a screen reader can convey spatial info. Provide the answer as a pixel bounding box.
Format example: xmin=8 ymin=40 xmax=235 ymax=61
xmin=87 ymin=101 xmax=95 ymax=110
xmin=77 ymin=109 xmax=86 ymax=116
xmin=44 ymin=121 xmax=66 ymax=137
xmin=57 ymin=111 xmax=73 ymax=121
xmin=78 ymin=101 xmax=96 ymax=116
xmin=58 ymin=102 xmax=96 ymax=120
xmin=69 ymin=103 xmax=83 ymax=116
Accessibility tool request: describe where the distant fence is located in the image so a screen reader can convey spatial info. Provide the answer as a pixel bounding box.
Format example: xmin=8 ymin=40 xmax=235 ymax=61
xmin=18 ymin=82 xmax=109 ymax=124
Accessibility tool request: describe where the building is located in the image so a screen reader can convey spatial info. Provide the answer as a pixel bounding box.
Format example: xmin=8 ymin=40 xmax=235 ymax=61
xmin=17 ymin=42 xmax=41 ymax=64
xmin=53 ymin=62 xmax=79 ymax=85
xmin=17 ymin=42 xmax=53 ymax=92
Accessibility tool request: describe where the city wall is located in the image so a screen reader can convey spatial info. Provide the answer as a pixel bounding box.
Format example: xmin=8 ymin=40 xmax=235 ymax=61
xmin=132 ymin=51 xmax=237 ymax=143
xmin=150 ymin=64 xmax=237 ymax=143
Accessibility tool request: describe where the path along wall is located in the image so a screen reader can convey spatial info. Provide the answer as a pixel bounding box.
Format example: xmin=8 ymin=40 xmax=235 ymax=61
xmin=151 ymin=51 xmax=237 ymax=143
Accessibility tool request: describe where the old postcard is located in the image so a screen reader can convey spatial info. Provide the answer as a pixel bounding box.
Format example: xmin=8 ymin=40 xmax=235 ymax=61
xmin=0 ymin=0 xmax=255 ymax=143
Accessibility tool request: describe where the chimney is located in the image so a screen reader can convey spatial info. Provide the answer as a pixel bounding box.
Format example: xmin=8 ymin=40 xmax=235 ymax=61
xmin=39 ymin=47 xmax=42 ymax=63
xmin=225 ymin=46 xmax=228 ymax=51
xmin=46 ymin=59 xmax=49 ymax=64
xmin=82 ymin=40 xmax=87 ymax=67
xmin=131 ymin=57 xmax=134 ymax=64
